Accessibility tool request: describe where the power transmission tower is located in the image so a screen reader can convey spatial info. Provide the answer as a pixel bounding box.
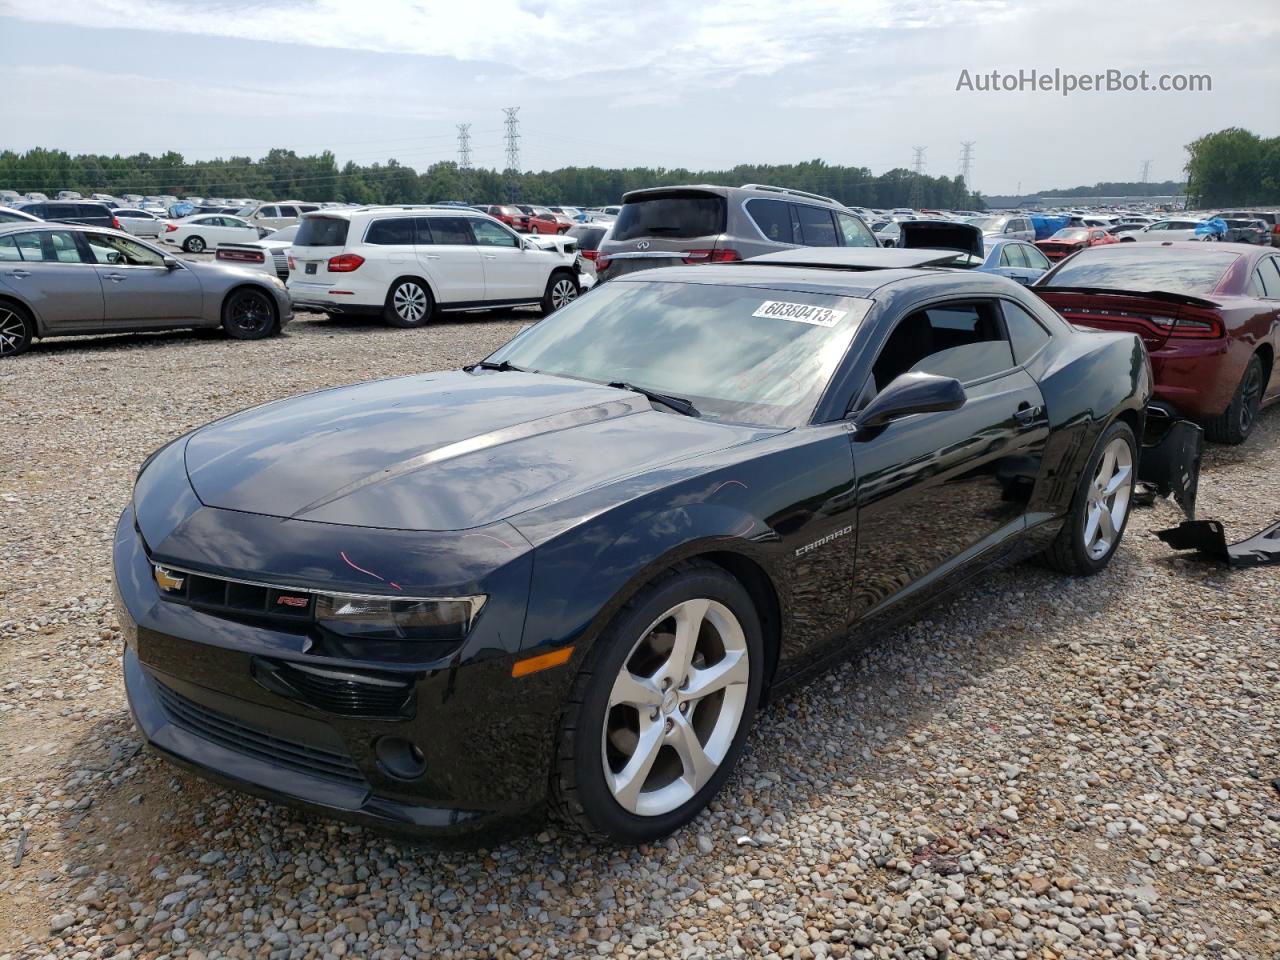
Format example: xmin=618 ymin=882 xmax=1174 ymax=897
xmin=456 ymin=123 xmax=472 ymax=200
xmin=1140 ymin=159 xmax=1152 ymax=184
xmin=909 ymin=146 xmax=926 ymax=208
xmin=503 ymin=107 xmax=521 ymax=201
xmin=959 ymin=141 xmax=975 ymax=201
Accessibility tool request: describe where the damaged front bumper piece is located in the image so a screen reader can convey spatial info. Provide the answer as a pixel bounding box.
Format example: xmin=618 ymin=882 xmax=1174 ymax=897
xmin=1156 ymin=518 xmax=1280 ymax=568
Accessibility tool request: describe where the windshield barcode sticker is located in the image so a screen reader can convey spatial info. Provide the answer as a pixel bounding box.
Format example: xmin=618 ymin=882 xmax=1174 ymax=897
xmin=752 ymin=300 xmax=846 ymax=327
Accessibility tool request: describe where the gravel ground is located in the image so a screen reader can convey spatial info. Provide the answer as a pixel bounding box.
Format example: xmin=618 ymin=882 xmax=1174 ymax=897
xmin=0 ymin=311 xmax=1277 ymax=960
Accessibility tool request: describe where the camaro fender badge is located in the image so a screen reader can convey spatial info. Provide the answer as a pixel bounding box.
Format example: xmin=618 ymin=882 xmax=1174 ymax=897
xmin=153 ymin=565 xmax=184 ymax=592
xmin=795 ymin=525 xmax=853 ymax=557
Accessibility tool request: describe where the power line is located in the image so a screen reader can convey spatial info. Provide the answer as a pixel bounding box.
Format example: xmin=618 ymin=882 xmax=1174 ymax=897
xmin=959 ymin=141 xmax=975 ymax=185
xmin=502 ymin=107 xmax=521 ymax=202
xmin=1140 ymin=159 xmax=1152 ymax=184
xmin=909 ymin=146 xmax=926 ymax=208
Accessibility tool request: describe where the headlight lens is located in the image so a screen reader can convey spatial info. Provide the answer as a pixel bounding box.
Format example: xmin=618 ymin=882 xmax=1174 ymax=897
xmin=315 ymin=594 xmax=485 ymax=641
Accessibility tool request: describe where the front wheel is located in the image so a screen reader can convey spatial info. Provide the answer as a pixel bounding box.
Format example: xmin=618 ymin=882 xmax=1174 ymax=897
xmin=540 ymin=272 xmax=579 ymax=314
xmin=1204 ymin=353 xmax=1264 ymax=445
xmin=383 ymin=278 xmax=434 ymax=328
xmin=183 ymin=236 xmax=205 ymax=253
xmin=1040 ymin=420 xmax=1137 ymax=575
xmin=550 ymin=564 xmax=763 ymax=842
xmin=221 ymin=288 xmax=278 ymax=339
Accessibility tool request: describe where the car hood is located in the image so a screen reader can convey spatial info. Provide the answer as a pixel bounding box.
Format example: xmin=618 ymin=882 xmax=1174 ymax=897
xmin=183 ymin=371 xmax=769 ymax=531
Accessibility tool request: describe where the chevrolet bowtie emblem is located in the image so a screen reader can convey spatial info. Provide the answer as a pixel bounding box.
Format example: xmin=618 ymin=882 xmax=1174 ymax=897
xmin=153 ymin=565 xmax=185 ymax=592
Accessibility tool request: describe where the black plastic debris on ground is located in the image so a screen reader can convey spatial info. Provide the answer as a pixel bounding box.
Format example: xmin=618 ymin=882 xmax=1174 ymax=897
xmin=1156 ymin=518 xmax=1280 ymax=567
xmin=1137 ymin=412 xmax=1203 ymax=519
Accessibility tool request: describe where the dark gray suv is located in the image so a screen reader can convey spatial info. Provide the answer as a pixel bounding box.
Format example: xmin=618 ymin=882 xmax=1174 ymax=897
xmin=595 ymin=184 xmax=876 ymax=280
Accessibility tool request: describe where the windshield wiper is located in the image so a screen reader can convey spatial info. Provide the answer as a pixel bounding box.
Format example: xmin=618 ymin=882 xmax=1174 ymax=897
xmin=465 ymin=359 xmax=525 ymax=373
xmin=608 ymin=381 xmax=699 ymax=417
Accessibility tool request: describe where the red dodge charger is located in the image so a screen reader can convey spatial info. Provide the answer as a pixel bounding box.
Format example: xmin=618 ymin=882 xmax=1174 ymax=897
xmin=1035 ymin=241 xmax=1280 ymax=444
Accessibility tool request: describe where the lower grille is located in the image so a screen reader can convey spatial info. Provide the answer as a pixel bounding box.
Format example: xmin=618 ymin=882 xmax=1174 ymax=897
xmin=272 ymin=661 xmax=414 ymax=718
xmin=155 ymin=682 xmax=365 ymax=785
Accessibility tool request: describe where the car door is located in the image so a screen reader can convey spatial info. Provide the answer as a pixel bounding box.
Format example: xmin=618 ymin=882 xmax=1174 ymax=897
xmin=846 ymin=297 xmax=1049 ymax=626
xmin=992 ymin=242 xmax=1025 ymax=282
xmin=470 ymin=218 xmax=544 ymax=301
xmin=414 ymin=216 xmax=485 ymax=304
xmin=0 ymin=229 xmax=105 ymax=331
xmin=82 ymin=231 xmax=203 ymax=325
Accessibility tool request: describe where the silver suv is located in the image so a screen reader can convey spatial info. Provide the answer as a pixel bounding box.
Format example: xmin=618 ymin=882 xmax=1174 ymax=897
xmin=595 ymin=184 xmax=877 ymax=279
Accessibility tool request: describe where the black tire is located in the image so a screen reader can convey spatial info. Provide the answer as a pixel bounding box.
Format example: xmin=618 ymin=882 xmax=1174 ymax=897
xmin=383 ymin=278 xmax=434 ymax=328
xmin=1040 ymin=419 xmax=1137 ymax=576
xmin=0 ymin=301 xmax=35 ymax=357
xmin=549 ymin=563 xmax=764 ymax=843
xmin=183 ymin=236 xmax=206 ymax=254
xmin=221 ymin=288 xmax=277 ymax=340
xmin=540 ymin=271 xmax=579 ymax=315
xmin=1203 ymin=354 xmax=1264 ymax=445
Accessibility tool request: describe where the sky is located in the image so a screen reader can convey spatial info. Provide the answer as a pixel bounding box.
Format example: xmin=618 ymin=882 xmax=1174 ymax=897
xmin=0 ymin=0 xmax=1276 ymax=195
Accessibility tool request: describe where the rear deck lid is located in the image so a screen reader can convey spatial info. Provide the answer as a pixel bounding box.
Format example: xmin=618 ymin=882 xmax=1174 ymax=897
xmin=898 ymin=220 xmax=984 ymax=259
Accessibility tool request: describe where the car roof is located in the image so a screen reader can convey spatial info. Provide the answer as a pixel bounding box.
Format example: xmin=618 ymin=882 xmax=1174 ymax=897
xmin=299 ymin=205 xmax=484 ymax=220
xmin=0 ymin=221 xmax=138 ymax=239
xmin=749 ymin=248 xmax=964 ymax=270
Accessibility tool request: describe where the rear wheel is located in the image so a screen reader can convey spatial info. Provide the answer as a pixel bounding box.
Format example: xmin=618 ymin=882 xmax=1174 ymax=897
xmin=0 ymin=302 xmax=34 ymax=357
xmin=540 ymin=271 xmax=579 ymax=315
xmin=183 ymin=236 xmax=206 ymax=253
xmin=1204 ymin=353 xmax=1264 ymax=445
xmin=221 ymin=288 xmax=277 ymax=340
xmin=383 ymin=278 xmax=434 ymax=327
xmin=1041 ymin=420 xmax=1136 ymax=575
xmin=550 ymin=564 xmax=763 ymax=842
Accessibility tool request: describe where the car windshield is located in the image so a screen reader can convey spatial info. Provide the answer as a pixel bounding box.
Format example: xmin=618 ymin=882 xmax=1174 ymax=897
xmin=1050 ymin=228 xmax=1090 ymax=240
xmin=485 ymin=279 xmax=872 ymax=427
xmin=1042 ymin=247 xmax=1241 ymax=296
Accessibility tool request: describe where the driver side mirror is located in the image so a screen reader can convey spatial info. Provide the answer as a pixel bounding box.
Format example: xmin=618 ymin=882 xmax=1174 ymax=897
xmin=852 ymin=372 xmax=967 ymax=432
xmin=162 ymin=256 xmax=181 ymax=270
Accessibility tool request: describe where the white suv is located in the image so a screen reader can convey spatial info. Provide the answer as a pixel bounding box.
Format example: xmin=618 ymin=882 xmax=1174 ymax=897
xmin=286 ymin=206 xmax=581 ymax=326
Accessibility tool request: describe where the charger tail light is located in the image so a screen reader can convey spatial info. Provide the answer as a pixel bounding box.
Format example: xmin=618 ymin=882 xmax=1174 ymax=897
xmin=217 ymin=248 xmax=265 ymax=264
xmin=1169 ymin=307 xmax=1225 ymax=339
xmin=682 ymin=248 xmax=742 ymax=264
xmin=327 ymin=254 xmax=364 ymax=273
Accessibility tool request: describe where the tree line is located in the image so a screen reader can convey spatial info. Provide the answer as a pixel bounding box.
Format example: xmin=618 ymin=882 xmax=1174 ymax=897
xmin=1184 ymin=128 xmax=1280 ymax=207
xmin=0 ymin=148 xmax=981 ymax=210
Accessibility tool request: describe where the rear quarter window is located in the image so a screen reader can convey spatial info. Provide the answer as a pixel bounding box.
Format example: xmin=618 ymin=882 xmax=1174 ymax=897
xmin=364 ymin=218 xmax=415 ymax=245
xmin=612 ymin=194 xmax=726 ymax=242
xmin=294 ymin=217 xmax=350 ymax=246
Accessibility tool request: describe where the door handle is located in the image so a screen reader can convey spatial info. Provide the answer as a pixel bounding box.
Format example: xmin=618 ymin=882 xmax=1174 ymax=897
xmin=105 ymin=273 xmax=125 ymax=283
xmin=1014 ymin=404 xmax=1043 ymax=422
xmin=8 ymin=269 xmax=30 ymax=279
xmin=483 ymin=254 xmax=497 ymax=260
xmin=423 ymin=254 xmax=440 ymax=260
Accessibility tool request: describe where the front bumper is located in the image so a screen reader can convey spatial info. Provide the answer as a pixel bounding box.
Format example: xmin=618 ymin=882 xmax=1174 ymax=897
xmin=114 ymin=506 xmax=562 ymax=838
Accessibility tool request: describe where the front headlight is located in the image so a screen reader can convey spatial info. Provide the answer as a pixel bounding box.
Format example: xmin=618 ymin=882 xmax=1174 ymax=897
xmin=315 ymin=594 xmax=485 ymax=641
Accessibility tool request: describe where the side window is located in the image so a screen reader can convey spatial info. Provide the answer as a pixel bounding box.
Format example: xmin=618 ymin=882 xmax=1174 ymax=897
xmin=470 ymin=219 xmax=519 ymax=247
xmin=259 ymin=206 xmax=278 ymax=219
xmin=413 ymin=217 xmax=434 ymax=244
xmin=836 ymin=212 xmax=877 ymax=247
xmin=1001 ymin=301 xmax=1052 ymax=363
xmin=794 ymin=205 xmax=839 ymax=247
xmin=14 ymin=230 xmax=86 ymax=263
xmin=426 ymin=217 xmax=475 ymax=245
xmin=48 ymin=204 xmax=77 ymax=219
xmin=12 ymin=232 xmax=46 ymax=260
xmin=1023 ymin=245 xmax=1050 ymax=270
xmin=278 ymin=206 xmax=299 ymax=218
xmin=1257 ymin=257 xmax=1280 ymax=299
xmin=365 ymin=218 xmax=415 ymax=245
xmin=79 ymin=205 xmax=106 ymax=219
xmin=0 ymin=236 xmax=20 ymax=261
xmin=85 ymin=233 xmax=165 ymax=266
xmin=746 ymin=199 xmax=794 ymax=244
xmin=999 ymin=245 xmax=1018 ymax=267
xmin=1249 ymin=268 xmax=1268 ymax=298
xmin=871 ymin=301 xmax=1014 ymax=390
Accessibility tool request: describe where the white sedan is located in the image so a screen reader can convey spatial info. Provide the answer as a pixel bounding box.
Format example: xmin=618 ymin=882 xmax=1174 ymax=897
xmin=160 ymin=215 xmax=261 ymax=254
xmin=1132 ymin=219 xmax=1218 ymax=242
xmin=112 ymin=208 xmax=166 ymax=238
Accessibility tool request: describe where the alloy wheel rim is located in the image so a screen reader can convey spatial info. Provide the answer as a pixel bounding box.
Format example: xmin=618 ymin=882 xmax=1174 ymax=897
xmin=551 ymin=279 xmax=577 ymax=308
xmin=395 ymin=283 xmax=427 ymax=322
xmin=1082 ymin=436 xmax=1134 ymax=561
xmin=0 ymin=308 xmax=26 ymax=355
xmin=189 ymin=237 xmax=204 ymax=252
xmin=602 ymin=598 xmax=750 ymax=817
xmin=1240 ymin=364 xmax=1262 ymax=433
xmin=232 ymin=294 xmax=269 ymax=333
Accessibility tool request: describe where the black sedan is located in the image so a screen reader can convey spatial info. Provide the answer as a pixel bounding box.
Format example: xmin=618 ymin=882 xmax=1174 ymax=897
xmin=116 ymin=250 xmax=1172 ymax=843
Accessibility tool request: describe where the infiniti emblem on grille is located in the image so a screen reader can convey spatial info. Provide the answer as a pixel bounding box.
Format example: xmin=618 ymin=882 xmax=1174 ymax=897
xmin=636 ymin=241 xmax=650 ymax=250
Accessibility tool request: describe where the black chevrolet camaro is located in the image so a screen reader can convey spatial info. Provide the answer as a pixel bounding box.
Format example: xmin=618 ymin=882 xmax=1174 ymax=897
xmin=116 ymin=249 xmax=1173 ymax=843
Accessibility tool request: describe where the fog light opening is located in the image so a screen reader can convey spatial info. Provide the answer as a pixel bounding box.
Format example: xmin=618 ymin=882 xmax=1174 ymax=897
xmin=375 ymin=737 xmax=426 ymax=780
